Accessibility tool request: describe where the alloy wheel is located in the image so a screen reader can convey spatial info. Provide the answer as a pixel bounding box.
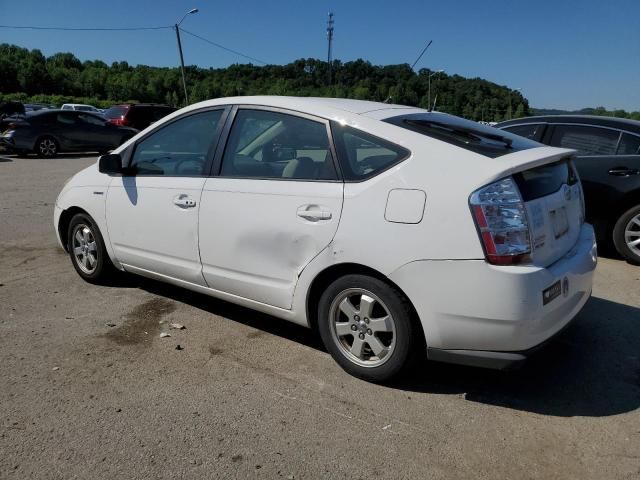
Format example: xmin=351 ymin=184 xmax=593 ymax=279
xmin=39 ymin=138 xmax=57 ymax=156
xmin=329 ymin=288 xmax=396 ymax=368
xmin=72 ymin=224 xmax=98 ymax=274
xmin=624 ymin=213 xmax=640 ymax=257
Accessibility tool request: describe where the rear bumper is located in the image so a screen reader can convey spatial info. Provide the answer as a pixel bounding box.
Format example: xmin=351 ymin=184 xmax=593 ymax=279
xmin=0 ymin=136 xmax=15 ymax=151
xmin=425 ymin=307 xmax=584 ymax=369
xmin=389 ymin=223 xmax=597 ymax=368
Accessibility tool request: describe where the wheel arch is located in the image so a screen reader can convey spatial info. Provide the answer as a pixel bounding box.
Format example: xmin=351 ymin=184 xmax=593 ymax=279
xmin=613 ymin=190 xmax=640 ymax=224
xmin=57 ymin=206 xmax=90 ymax=252
xmin=305 ymin=262 xmax=426 ymax=344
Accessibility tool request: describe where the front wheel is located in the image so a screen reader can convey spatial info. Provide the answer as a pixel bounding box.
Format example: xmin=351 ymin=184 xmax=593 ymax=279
xmin=67 ymin=213 xmax=115 ymax=283
xmin=317 ymin=274 xmax=422 ymax=382
xmin=613 ymin=205 xmax=640 ymax=265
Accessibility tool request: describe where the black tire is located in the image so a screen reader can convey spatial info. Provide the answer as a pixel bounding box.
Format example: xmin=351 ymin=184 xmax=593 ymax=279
xmin=613 ymin=205 xmax=640 ymax=265
xmin=317 ymin=274 xmax=422 ymax=382
xmin=35 ymin=136 xmax=59 ymax=157
xmin=67 ymin=213 xmax=115 ymax=283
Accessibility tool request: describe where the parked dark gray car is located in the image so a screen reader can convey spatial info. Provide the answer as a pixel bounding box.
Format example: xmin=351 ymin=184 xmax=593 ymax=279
xmin=497 ymin=115 xmax=640 ymax=264
xmin=0 ymin=110 xmax=138 ymax=157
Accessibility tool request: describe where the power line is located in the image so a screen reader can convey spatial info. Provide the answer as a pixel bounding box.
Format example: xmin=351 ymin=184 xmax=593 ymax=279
xmin=0 ymin=23 xmax=268 ymax=65
xmin=0 ymin=24 xmax=171 ymax=31
xmin=411 ymin=40 xmax=432 ymax=70
xmin=180 ymin=28 xmax=267 ymax=65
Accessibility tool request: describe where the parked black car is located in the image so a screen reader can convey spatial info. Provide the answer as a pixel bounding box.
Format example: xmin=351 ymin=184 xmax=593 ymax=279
xmin=0 ymin=110 xmax=138 ymax=157
xmin=103 ymin=103 xmax=176 ymax=130
xmin=497 ymin=115 xmax=640 ymax=264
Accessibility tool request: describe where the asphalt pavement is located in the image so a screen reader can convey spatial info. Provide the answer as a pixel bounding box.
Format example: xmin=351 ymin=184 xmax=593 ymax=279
xmin=1 ymin=153 xmax=639 ymax=479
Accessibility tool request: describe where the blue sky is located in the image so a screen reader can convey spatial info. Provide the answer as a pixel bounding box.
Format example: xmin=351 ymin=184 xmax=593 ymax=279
xmin=1 ymin=0 xmax=638 ymax=110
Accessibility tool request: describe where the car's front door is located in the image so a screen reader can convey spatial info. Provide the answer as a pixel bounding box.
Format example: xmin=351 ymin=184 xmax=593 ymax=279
xmin=105 ymin=108 xmax=227 ymax=284
xmin=76 ymin=113 xmax=116 ymax=150
xmin=199 ymin=107 xmax=344 ymax=309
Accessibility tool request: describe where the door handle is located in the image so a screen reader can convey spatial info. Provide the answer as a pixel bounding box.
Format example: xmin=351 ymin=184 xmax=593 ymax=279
xmin=173 ymin=194 xmax=197 ymax=209
xmin=608 ymin=167 xmax=640 ymax=177
xmin=297 ymin=206 xmax=332 ymax=221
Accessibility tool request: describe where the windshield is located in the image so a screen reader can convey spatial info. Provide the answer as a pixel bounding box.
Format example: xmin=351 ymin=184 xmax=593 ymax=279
xmin=384 ymin=112 xmax=541 ymax=158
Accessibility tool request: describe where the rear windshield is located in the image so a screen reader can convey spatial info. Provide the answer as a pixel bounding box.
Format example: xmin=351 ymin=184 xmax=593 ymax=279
xmin=384 ymin=113 xmax=540 ymax=158
xmin=104 ymin=106 xmax=128 ymax=119
xmin=512 ymin=159 xmax=578 ymax=201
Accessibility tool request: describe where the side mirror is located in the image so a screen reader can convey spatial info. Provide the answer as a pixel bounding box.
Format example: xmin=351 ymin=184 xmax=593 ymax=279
xmin=98 ymin=153 xmax=123 ymax=174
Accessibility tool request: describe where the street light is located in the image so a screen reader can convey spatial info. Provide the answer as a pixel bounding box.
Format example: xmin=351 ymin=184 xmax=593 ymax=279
xmin=428 ymin=70 xmax=444 ymax=111
xmin=508 ymin=87 xmax=522 ymax=120
xmin=175 ymin=8 xmax=199 ymax=106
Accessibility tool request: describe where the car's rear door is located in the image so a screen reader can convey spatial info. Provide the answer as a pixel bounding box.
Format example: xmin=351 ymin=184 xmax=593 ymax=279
xmin=198 ymin=106 xmax=344 ymax=309
xmin=50 ymin=111 xmax=87 ymax=149
xmin=105 ymin=107 xmax=228 ymax=284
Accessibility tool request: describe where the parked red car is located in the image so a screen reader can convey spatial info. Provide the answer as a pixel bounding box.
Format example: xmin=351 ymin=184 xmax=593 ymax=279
xmin=103 ymin=103 xmax=176 ymax=131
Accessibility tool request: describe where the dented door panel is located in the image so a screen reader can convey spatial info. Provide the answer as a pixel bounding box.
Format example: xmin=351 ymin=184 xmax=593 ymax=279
xmin=198 ymin=178 xmax=343 ymax=309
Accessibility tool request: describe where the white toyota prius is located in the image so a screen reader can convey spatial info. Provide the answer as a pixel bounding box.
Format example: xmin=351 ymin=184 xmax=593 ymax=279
xmin=54 ymin=96 xmax=597 ymax=381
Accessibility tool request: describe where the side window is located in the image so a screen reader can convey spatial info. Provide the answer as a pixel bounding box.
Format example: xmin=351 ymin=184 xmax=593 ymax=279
xmin=332 ymin=124 xmax=409 ymax=181
xmin=56 ymin=113 xmax=77 ymax=124
xmin=130 ymin=109 xmax=223 ymax=176
xmin=220 ymin=109 xmax=337 ymax=180
xmin=549 ymin=125 xmax=619 ymax=156
xmin=78 ymin=113 xmax=105 ymax=126
xmin=617 ymin=133 xmax=640 ymax=155
xmin=503 ymin=124 xmax=545 ymax=141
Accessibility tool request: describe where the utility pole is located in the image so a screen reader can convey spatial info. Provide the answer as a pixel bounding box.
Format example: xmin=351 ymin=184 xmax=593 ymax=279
xmin=326 ymin=12 xmax=334 ymax=85
xmin=175 ymin=25 xmax=189 ymax=106
xmin=175 ymin=8 xmax=199 ymax=106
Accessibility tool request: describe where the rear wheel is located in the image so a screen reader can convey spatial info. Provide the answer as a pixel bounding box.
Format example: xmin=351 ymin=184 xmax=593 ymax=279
xmin=35 ymin=136 xmax=58 ymax=157
xmin=613 ymin=205 xmax=640 ymax=265
xmin=317 ymin=274 xmax=421 ymax=382
xmin=67 ymin=213 xmax=115 ymax=283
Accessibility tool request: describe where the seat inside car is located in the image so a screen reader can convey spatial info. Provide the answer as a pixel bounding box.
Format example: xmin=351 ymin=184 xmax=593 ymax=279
xmin=282 ymin=156 xmax=317 ymax=179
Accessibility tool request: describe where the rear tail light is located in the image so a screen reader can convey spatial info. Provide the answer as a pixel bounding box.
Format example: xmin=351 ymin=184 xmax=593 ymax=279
xmin=108 ymin=116 xmax=126 ymax=126
xmin=470 ymin=177 xmax=531 ymax=265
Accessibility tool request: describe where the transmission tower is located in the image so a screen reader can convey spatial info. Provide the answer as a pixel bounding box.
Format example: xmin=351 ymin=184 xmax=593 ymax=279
xmin=326 ymin=12 xmax=334 ymax=85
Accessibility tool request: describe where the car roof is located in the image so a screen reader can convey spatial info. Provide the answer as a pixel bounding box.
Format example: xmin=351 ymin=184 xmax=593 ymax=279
xmin=170 ymin=96 xmax=425 ymax=131
xmin=28 ymin=109 xmax=102 ymax=117
xmin=183 ymin=96 xmax=415 ymax=118
xmin=498 ymin=115 xmax=640 ymax=134
xmin=110 ymin=103 xmax=173 ymax=108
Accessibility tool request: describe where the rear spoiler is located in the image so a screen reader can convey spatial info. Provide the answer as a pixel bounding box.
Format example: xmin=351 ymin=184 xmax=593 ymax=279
xmin=483 ymin=146 xmax=576 ymax=183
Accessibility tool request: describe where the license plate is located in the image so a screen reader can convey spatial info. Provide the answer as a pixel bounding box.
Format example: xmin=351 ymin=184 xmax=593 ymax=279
xmin=550 ymin=206 xmax=569 ymax=239
xmin=542 ymin=280 xmax=561 ymax=305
